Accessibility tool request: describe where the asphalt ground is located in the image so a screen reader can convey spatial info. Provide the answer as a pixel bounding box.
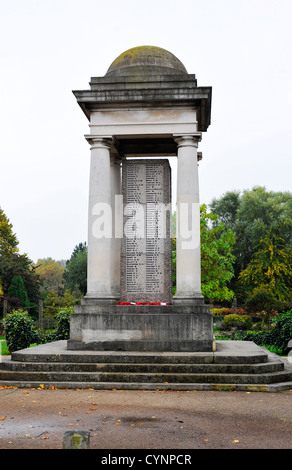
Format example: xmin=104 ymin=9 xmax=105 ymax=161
xmin=0 ymin=386 xmax=291 ymax=460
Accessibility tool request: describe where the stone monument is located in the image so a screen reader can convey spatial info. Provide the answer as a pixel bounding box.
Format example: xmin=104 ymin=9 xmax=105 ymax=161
xmin=67 ymin=45 xmax=214 ymax=352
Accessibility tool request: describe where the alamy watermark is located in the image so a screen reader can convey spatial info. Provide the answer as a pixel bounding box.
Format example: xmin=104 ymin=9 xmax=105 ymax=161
xmin=91 ymin=196 xmax=200 ymax=249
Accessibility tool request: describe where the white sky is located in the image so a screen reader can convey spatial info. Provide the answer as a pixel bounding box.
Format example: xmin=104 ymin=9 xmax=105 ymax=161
xmin=0 ymin=0 xmax=291 ymax=262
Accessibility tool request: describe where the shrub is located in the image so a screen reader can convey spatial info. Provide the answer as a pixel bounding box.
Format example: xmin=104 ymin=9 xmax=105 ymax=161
xmin=211 ymin=308 xmax=233 ymax=316
xmin=237 ymin=310 xmax=292 ymax=354
xmin=272 ymin=310 xmax=292 ymax=354
xmin=3 ymin=309 xmax=38 ymax=353
xmin=211 ymin=308 xmax=248 ymax=316
xmin=47 ymin=307 xmax=72 ymax=342
xmin=245 ymin=290 xmax=278 ymax=313
xmin=54 ymin=308 xmax=71 ymax=340
xmin=223 ymin=314 xmax=253 ymax=330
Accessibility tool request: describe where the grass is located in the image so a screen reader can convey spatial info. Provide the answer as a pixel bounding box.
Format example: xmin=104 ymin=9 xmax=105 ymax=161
xmin=0 ymin=336 xmax=39 ymax=356
xmin=0 ymin=339 xmax=10 ymax=355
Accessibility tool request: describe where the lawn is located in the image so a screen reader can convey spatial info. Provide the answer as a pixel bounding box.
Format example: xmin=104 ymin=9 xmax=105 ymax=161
xmin=0 ymin=338 xmax=10 ymax=355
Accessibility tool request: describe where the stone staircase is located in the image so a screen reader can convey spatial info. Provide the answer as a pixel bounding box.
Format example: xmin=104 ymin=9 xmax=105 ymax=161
xmin=0 ymin=340 xmax=292 ymax=392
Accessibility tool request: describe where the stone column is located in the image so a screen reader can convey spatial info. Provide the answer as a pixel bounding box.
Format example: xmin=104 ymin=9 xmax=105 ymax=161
xmin=110 ymin=154 xmax=122 ymax=298
xmin=173 ymin=134 xmax=203 ymax=305
xmin=85 ymin=137 xmax=120 ymax=303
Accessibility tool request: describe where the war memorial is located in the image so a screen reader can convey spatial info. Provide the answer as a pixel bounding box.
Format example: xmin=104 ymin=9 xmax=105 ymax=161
xmin=1 ymin=46 xmax=291 ymax=391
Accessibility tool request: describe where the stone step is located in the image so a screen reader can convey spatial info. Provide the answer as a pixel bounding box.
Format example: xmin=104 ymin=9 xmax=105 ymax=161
xmin=11 ymin=340 xmax=269 ymax=365
xmin=2 ymin=340 xmax=291 ymax=392
xmin=0 ymin=360 xmax=284 ymax=374
xmin=0 ymin=369 xmax=291 ymax=385
xmin=1 ymin=379 xmax=292 ymax=392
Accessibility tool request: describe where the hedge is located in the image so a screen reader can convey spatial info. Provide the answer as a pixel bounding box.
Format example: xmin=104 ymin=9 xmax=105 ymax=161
xmin=236 ymin=310 xmax=292 ymax=354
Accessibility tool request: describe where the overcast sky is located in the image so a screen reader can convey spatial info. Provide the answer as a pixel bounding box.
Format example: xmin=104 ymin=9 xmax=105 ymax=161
xmin=0 ymin=0 xmax=291 ymax=262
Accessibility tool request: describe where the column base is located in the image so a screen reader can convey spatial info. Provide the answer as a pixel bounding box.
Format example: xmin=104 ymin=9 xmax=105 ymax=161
xmin=173 ymin=292 xmax=204 ymax=306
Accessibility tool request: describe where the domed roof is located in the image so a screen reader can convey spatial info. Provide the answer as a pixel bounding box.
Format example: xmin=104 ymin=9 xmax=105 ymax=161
xmin=105 ymin=45 xmax=188 ymax=77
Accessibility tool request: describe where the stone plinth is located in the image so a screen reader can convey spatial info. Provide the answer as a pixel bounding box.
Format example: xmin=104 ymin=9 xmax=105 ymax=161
xmin=67 ymin=302 xmax=214 ymax=352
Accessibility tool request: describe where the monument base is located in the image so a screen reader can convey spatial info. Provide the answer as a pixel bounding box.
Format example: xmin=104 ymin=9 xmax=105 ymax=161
xmin=67 ymin=301 xmax=214 ymax=352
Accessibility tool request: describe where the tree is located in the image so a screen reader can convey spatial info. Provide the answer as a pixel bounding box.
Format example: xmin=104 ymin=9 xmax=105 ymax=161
xmin=0 ymin=207 xmax=40 ymax=314
xmin=7 ymin=275 xmax=30 ymax=309
xmin=200 ymin=205 xmax=235 ymax=301
xmin=238 ymin=231 xmax=292 ymax=301
xmin=64 ymin=243 xmax=87 ymax=295
xmin=0 ymin=207 xmax=19 ymax=256
xmin=172 ymin=206 xmax=235 ymax=302
xmin=209 ymin=190 xmax=241 ymax=230
xmin=35 ymin=257 xmax=64 ymax=294
xmin=210 ymin=187 xmax=292 ymax=303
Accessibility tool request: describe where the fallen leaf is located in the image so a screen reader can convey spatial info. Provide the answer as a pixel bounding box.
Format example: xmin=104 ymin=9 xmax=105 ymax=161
xmin=204 ymin=439 xmax=209 ymax=442
xmin=68 ymin=423 xmax=74 ymax=426
xmin=90 ymin=408 xmax=97 ymax=411
xmin=0 ymin=417 xmax=5 ymax=421
xmin=115 ymin=422 xmax=120 ymax=425
xmin=40 ymin=437 xmax=49 ymax=440
xmin=232 ymin=440 xmax=239 ymax=443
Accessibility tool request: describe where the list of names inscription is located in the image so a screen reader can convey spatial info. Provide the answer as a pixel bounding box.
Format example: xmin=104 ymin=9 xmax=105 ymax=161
xmin=121 ymin=159 xmax=172 ymax=303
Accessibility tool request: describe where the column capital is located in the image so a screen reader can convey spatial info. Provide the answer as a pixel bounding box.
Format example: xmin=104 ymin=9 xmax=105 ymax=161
xmin=173 ymin=133 xmax=202 ymax=148
xmin=85 ymin=135 xmax=113 ymax=149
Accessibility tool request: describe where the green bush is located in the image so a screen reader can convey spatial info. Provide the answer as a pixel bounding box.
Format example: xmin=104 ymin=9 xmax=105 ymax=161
xmin=3 ymin=310 xmax=38 ymax=353
xmin=53 ymin=308 xmax=71 ymax=340
xmin=211 ymin=308 xmax=247 ymax=316
xmin=45 ymin=307 xmax=72 ymax=342
xmin=245 ymin=290 xmax=277 ymax=313
xmin=211 ymin=308 xmax=233 ymax=316
xmin=237 ymin=310 xmax=292 ymax=354
xmin=223 ymin=314 xmax=253 ymax=330
xmin=272 ymin=311 xmax=292 ymax=353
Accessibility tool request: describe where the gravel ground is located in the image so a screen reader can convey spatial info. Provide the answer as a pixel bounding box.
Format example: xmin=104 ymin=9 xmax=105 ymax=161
xmin=0 ymin=387 xmax=291 ymax=452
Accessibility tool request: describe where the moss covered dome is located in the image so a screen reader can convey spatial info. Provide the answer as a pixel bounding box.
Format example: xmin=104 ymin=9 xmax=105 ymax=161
xmin=105 ymin=45 xmax=188 ymax=78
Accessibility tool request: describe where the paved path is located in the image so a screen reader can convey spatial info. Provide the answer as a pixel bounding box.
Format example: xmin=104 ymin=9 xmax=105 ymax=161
xmin=0 ymin=386 xmax=291 ymax=450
